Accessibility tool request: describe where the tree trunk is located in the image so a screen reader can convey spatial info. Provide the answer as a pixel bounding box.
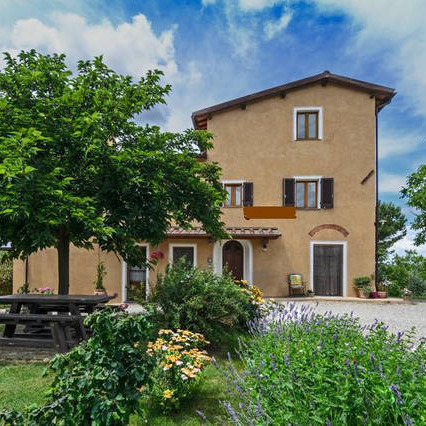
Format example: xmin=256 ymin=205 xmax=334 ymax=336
xmin=57 ymin=225 xmax=70 ymax=295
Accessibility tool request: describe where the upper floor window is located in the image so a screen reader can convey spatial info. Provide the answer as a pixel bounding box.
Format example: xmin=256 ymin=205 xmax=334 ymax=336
xmin=297 ymin=111 xmax=318 ymax=139
xmin=224 ymin=183 xmax=242 ymax=207
xmin=296 ymin=180 xmax=318 ymax=208
xmin=293 ymin=107 xmax=323 ymax=140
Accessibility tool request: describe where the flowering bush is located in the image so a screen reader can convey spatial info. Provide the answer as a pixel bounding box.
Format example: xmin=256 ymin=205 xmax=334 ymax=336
xmin=144 ymin=329 xmax=212 ymax=411
xmin=222 ymin=303 xmax=426 ymax=425
xmin=150 ymin=260 xmax=258 ymax=342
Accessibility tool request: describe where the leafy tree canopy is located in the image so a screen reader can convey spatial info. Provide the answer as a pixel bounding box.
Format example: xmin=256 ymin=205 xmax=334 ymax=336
xmin=377 ymin=200 xmax=407 ymax=261
xmin=402 ymin=163 xmax=426 ymax=245
xmin=0 ymin=50 xmax=226 ymax=293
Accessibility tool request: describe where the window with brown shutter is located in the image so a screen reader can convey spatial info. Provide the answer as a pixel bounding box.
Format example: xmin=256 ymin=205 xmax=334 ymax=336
xmin=224 ymin=183 xmax=243 ymax=207
xmin=296 ymin=180 xmax=318 ymax=208
xmin=321 ymin=178 xmax=334 ymax=209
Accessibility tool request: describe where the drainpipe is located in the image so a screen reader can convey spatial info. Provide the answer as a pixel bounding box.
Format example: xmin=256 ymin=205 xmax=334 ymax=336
xmin=375 ymin=111 xmax=379 ymax=289
xmin=25 ymin=256 xmax=29 ymax=285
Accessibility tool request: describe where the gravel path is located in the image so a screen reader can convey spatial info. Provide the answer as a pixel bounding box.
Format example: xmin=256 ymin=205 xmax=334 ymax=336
xmin=283 ymin=301 xmax=426 ymax=341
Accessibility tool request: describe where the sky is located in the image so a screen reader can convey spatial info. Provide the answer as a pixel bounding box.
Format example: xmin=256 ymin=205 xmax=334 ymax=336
xmin=0 ymin=0 xmax=425 ymax=254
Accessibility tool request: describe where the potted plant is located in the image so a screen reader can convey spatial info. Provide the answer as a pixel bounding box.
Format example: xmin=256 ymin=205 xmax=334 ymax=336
xmin=377 ymin=280 xmax=389 ymax=298
xmin=353 ymin=276 xmax=371 ymax=298
xmin=362 ymin=285 xmax=373 ymax=298
xmin=306 ymin=289 xmax=315 ymax=297
xmin=93 ymin=261 xmax=107 ymax=296
xmin=402 ymin=287 xmax=412 ymax=301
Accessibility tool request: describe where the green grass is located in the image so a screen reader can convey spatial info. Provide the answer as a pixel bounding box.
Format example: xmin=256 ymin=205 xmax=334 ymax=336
xmin=0 ymin=356 xmax=237 ymax=424
xmin=0 ymin=362 xmax=51 ymax=411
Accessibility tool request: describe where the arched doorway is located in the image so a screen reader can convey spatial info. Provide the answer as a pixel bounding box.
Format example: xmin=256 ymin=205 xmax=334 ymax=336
xmin=222 ymin=240 xmax=244 ymax=280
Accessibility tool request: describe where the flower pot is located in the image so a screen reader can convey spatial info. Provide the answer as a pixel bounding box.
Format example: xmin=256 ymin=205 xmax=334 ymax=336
xmin=94 ymin=289 xmax=108 ymax=296
xmin=377 ymin=291 xmax=387 ymax=299
xmin=356 ymin=288 xmax=368 ymax=298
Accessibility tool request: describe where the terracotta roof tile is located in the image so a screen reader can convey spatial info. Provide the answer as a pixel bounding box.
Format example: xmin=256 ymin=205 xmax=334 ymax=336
xmin=167 ymin=226 xmax=281 ymax=239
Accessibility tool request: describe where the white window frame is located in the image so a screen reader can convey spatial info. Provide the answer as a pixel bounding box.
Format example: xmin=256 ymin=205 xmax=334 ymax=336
xmin=121 ymin=243 xmax=150 ymax=302
xmin=169 ymin=243 xmax=198 ymax=267
xmin=310 ymin=241 xmax=347 ymax=297
xmin=293 ymin=175 xmax=322 ymax=209
xmin=293 ymin=107 xmax=323 ymax=141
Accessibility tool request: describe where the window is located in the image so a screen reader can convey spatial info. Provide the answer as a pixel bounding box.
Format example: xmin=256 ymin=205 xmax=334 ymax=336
xmin=296 ymin=180 xmax=318 ymax=208
xmin=127 ymin=246 xmax=148 ymax=301
xmin=224 ymin=183 xmax=242 ymax=207
xmin=170 ymin=244 xmax=197 ymax=267
xmin=297 ymin=111 xmax=318 ymax=139
xmin=293 ymin=107 xmax=323 ymax=140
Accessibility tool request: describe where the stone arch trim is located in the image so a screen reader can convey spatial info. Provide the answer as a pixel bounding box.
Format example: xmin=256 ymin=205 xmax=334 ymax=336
xmin=308 ymin=224 xmax=349 ymax=238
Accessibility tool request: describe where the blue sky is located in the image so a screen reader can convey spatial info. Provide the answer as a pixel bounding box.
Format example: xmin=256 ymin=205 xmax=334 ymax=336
xmin=0 ymin=0 xmax=425 ymax=253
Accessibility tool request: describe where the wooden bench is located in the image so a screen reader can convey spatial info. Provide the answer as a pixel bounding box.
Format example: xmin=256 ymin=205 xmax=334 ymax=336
xmin=0 ymin=313 xmax=84 ymax=352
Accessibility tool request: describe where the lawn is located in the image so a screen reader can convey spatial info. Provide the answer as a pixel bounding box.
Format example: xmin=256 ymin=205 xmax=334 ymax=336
xmin=0 ymin=357 xmax=235 ymax=424
xmin=0 ymin=362 xmax=52 ymax=411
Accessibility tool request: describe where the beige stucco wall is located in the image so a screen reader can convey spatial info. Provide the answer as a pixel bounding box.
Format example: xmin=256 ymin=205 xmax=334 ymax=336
xmin=206 ymin=83 xmax=376 ymax=297
xmin=13 ymin=82 xmax=377 ymax=299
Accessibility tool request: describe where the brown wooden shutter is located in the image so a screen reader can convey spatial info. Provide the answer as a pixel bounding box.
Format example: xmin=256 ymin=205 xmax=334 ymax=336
xmin=243 ymin=182 xmax=253 ymax=206
xmin=321 ymin=178 xmax=334 ymax=208
xmin=283 ymin=178 xmax=295 ymax=206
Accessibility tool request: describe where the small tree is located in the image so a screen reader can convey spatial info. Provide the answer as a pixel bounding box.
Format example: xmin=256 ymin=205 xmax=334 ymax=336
xmin=0 ymin=50 xmax=226 ymax=294
xmin=377 ymin=200 xmax=407 ymax=261
xmin=402 ymin=164 xmax=426 ymax=245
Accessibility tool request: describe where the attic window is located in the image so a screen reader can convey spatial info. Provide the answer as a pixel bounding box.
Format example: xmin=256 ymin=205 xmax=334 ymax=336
xmin=293 ymin=107 xmax=323 ymax=140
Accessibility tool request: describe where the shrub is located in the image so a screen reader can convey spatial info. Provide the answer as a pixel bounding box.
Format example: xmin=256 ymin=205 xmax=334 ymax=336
xmin=407 ymin=273 xmax=426 ymax=297
xmin=352 ymin=276 xmax=371 ymax=288
xmin=150 ymin=260 xmax=258 ymax=342
xmin=0 ymin=252 xmax=13 ymax=296
xmin=221 ymin=303 xmax=426 ymax=425
xmin=0 ymin=308 xmax=155 ymax=425
xmin=144 ymin=329 xmax=212 ymax=411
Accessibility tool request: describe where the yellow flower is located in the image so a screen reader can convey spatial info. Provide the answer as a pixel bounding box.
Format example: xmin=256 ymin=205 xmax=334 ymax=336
xmin=163 ymin=389 xmax=174 ymax=399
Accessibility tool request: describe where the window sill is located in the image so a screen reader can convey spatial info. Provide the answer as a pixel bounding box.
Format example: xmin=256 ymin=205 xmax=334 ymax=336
xmin=296 ymin=207 xmax=320 ymax=210
xmin=294 ymin=138 xmax=323 ymax=142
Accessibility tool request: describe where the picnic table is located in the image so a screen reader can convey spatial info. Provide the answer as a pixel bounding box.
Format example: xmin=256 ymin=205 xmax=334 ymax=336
xmin=0 ymin=294 xmax=116 ymax=352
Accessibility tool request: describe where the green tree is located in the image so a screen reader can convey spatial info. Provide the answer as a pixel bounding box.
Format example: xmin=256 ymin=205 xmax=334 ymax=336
xmin=402 ymin=163 xmax=426 ymax=245
xmin=377 ymin=200 xmax=407 ymax=261
xmin=0 ymin=50 xmax=226 ymax=294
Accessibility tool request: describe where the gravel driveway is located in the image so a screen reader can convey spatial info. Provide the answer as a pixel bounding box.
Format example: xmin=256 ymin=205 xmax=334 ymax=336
xmin=284 ymin=301 xmax=426 ymax=341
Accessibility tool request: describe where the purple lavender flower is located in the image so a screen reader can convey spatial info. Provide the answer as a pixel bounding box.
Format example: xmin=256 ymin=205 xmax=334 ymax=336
xmin=224 ymin=402 xmax=240 ymax=423
xmin=389 ymin=384 xmax=403 ymax=404
xmin=196 ymin=410 xmax=207 ymax=421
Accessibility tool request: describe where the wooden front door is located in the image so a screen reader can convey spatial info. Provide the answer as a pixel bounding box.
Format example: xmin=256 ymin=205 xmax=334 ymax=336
xmin=313 ymin=244 xmax=343 ymax=296
xmin=223 ymin=241 xmax=244 ymax=281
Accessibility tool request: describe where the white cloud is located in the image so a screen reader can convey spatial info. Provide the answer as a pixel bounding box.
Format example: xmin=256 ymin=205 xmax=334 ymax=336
xmin=3 ymin=13 xmax=179 ymax=80
xmin=202 ymin=0 xmax=218 ymax=5
xmin=238 ymin=0 xmax=281 ymax=11
xmin=379 ymin=131 xmax=425 ymax=159
xmin=310 ymin=0 xmax=426 ymax=118
xmin=0 ymin=12 xmax=207 ymax=131
xmin=394 ymin=227 xmax=426 ymax=256
xmin=380 ymin=173 xmax=406 ymax=193
xmin=264 ymin=12 xmax=292 ymax=40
